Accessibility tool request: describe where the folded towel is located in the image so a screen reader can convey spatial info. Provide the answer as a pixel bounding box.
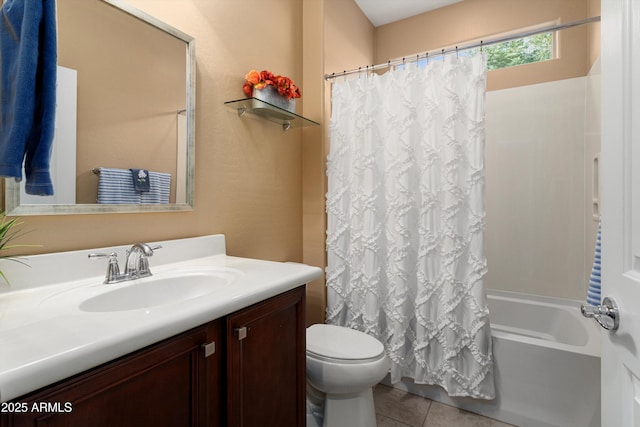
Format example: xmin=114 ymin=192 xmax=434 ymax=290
xmin=586 ymin=222 xmax=602 ymax=306
xmin=130 ymin=169 xmax=150 ymax=192
xmin=97 ymin=168 xmax=170 ymax=204
xmin=97 ymin=168 xmax=139 ymax=204
xmin=141 ymin=172 xmax=170 ymax=204
xmin=0 ymin=0 xmax=57 ymax=195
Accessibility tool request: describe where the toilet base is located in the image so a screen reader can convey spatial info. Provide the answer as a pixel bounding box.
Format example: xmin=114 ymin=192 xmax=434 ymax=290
xmin=307 ymin=384 xmax=325 ymax=427
xmin=322 ymin=388 xmax=377 ymax=427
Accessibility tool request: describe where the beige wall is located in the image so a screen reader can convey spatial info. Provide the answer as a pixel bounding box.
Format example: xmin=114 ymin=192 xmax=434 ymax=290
xmin=588 ymin=0 xmax=601 ymax=66
xmin=301 ymin=0 xmax=375 ymax=325
xmin=376 ymin=0 xmax=593 ymax=91
xmin=302 ymin=0 xmax=326 ymax=327
xmin=5 ymin=0 xmax=305 ymax=267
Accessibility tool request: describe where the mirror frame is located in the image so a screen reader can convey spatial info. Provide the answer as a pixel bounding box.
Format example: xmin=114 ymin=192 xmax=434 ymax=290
xmin=4 ymin=0 xmax=196 ymax=215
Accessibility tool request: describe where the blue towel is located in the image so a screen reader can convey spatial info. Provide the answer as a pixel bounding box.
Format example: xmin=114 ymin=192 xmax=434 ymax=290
xmin=586 ymin=222 xmax=602 ymax=306
xmin=130 ymin=169 xmax=151 ymax=192
xmin=0 ymin=0 xmax=57 ymax=195
xmin=97 ymin=168 xmax=171 ymax=204
xmin=140 ymin=173 xmax=171 ymax=203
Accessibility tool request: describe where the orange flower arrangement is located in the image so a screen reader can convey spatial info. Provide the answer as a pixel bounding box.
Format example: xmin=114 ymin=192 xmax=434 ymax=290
xmin=243 ymin=69 xmax=301 ymax=100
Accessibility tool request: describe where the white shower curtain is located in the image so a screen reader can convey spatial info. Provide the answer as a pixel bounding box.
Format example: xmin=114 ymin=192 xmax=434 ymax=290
xmin=326 ymin=53 xmax=495 ymax=399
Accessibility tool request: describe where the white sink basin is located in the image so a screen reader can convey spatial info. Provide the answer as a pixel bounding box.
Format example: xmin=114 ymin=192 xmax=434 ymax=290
xmin=79 ymin=272 xmax=233 ymax=312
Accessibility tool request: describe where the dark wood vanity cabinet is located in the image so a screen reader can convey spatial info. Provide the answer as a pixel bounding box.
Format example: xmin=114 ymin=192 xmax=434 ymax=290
xmin=226 ymin=285 xmax=306 ymax=427
xmin=1 ymin=320 xmax=223 ymax=427
xmin=1 ymin=286 xmax=305 ymax=427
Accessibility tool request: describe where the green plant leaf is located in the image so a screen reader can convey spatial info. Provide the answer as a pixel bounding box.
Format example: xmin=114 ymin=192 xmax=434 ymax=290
xmin=0 ymin=211 xmax=39 ymax=287
xmin=0 ymin=269 xmax=10 ymax=287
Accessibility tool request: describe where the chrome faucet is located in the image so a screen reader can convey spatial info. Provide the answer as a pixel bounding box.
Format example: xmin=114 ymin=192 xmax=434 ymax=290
xmin=89 ymin=243 xmax=161 ymax=284
xmin=124 ymin=243 xmax=159 ymax=278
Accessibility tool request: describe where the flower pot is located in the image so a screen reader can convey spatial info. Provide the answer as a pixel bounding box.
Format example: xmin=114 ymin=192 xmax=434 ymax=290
xmin=252 ymin=86 xmax=296 ymax=114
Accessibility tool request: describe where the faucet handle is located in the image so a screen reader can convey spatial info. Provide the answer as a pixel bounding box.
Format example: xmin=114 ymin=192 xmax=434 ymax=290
xmin=88 ymin=252 xmax=122 ymax=284
xmin=88 ymin=252 xmax=119 ymax=266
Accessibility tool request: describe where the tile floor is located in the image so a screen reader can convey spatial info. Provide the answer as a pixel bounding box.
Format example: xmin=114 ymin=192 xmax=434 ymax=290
xmin=373 ymin=384 xmax=518 ymax=427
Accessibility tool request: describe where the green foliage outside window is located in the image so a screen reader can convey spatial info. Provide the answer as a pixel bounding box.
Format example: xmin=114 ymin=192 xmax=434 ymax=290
xmin=408 ymin=31 xmax=553 ymax=71
xmin=481 ymin=32 xmax=554 ymax=70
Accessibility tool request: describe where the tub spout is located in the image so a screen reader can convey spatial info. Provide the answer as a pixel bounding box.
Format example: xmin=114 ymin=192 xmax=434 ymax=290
xmin=580 ymin=297 xmax=619 ymax=331
xmin=580 ymin=303 xmax=610 ymax=317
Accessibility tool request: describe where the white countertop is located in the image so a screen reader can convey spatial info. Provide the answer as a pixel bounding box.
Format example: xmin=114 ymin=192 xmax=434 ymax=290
xmin=0 ymin=234 xmax=322 ymax=402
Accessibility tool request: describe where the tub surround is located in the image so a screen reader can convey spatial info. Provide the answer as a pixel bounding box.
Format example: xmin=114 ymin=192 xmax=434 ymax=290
xmin=0 ymin=234 xmax=322 ymax=402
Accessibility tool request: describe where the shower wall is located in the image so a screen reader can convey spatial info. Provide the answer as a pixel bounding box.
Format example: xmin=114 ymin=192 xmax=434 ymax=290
xmin=485 ymin=72 xmax=599 ymax=300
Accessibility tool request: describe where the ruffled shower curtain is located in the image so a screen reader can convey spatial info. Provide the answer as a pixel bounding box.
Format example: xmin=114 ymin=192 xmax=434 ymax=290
xmin=326 ymin=53 xmax=495 ymax=399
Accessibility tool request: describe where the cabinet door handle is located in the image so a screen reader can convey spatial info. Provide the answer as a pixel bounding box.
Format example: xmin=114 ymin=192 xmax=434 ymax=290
xmin=235 ymin=326 xmax=248 ymax=341
xmin=202 ymin=341 xmax=216 ymax=357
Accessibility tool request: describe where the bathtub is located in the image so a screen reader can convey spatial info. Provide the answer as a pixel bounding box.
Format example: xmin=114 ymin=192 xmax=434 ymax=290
xmin=382 ymin=290 xmax=601 ymax=427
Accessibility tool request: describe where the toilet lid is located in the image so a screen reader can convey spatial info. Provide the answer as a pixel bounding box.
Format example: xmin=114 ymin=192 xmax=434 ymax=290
xmin=306 ymin=324 xmax=384 ymax=361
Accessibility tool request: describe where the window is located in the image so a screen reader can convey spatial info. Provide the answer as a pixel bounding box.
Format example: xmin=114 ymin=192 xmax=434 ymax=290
xmin=479 ymin=32 xmax=554 ymax=70
xmin=399 ymin=30 xmax=554 ymax=71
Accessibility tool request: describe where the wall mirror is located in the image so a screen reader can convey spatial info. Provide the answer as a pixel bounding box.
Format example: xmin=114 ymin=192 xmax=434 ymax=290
xmin=3 ymin=0 xmax=195 ymax=215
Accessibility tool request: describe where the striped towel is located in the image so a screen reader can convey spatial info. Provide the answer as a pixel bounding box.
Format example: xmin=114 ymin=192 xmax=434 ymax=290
xmin=97 ymin=168 xmax=170 ymax=204
xmin=586 ymin=222 xmax=602 ymax=306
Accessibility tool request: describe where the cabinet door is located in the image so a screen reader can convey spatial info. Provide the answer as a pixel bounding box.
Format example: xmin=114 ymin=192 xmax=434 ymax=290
xmin=2 ymin=320 xmax=223 ymax=427
xmin=226 ymin=286 xmax=306 ymax=427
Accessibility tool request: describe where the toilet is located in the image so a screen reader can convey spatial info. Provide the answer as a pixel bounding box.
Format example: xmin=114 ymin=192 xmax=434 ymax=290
xmin=306 ymin=324 xmax=389 ymax=427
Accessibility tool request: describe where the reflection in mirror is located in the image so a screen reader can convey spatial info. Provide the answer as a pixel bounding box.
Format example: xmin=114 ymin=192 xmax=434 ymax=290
xmin=4 ymin=0 xmax=195 ymax=215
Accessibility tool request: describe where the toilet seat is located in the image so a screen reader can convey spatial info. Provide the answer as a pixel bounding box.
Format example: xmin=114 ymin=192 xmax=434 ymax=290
xmin=307 ymin=349 xmax=386 ymax=364
xmin=306 ymin=324 xmax=384 ymax=362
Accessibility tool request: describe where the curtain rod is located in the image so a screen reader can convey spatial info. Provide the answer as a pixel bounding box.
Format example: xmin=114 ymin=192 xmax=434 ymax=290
xmin=325 ymin=16 xmax=601 ymax=81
